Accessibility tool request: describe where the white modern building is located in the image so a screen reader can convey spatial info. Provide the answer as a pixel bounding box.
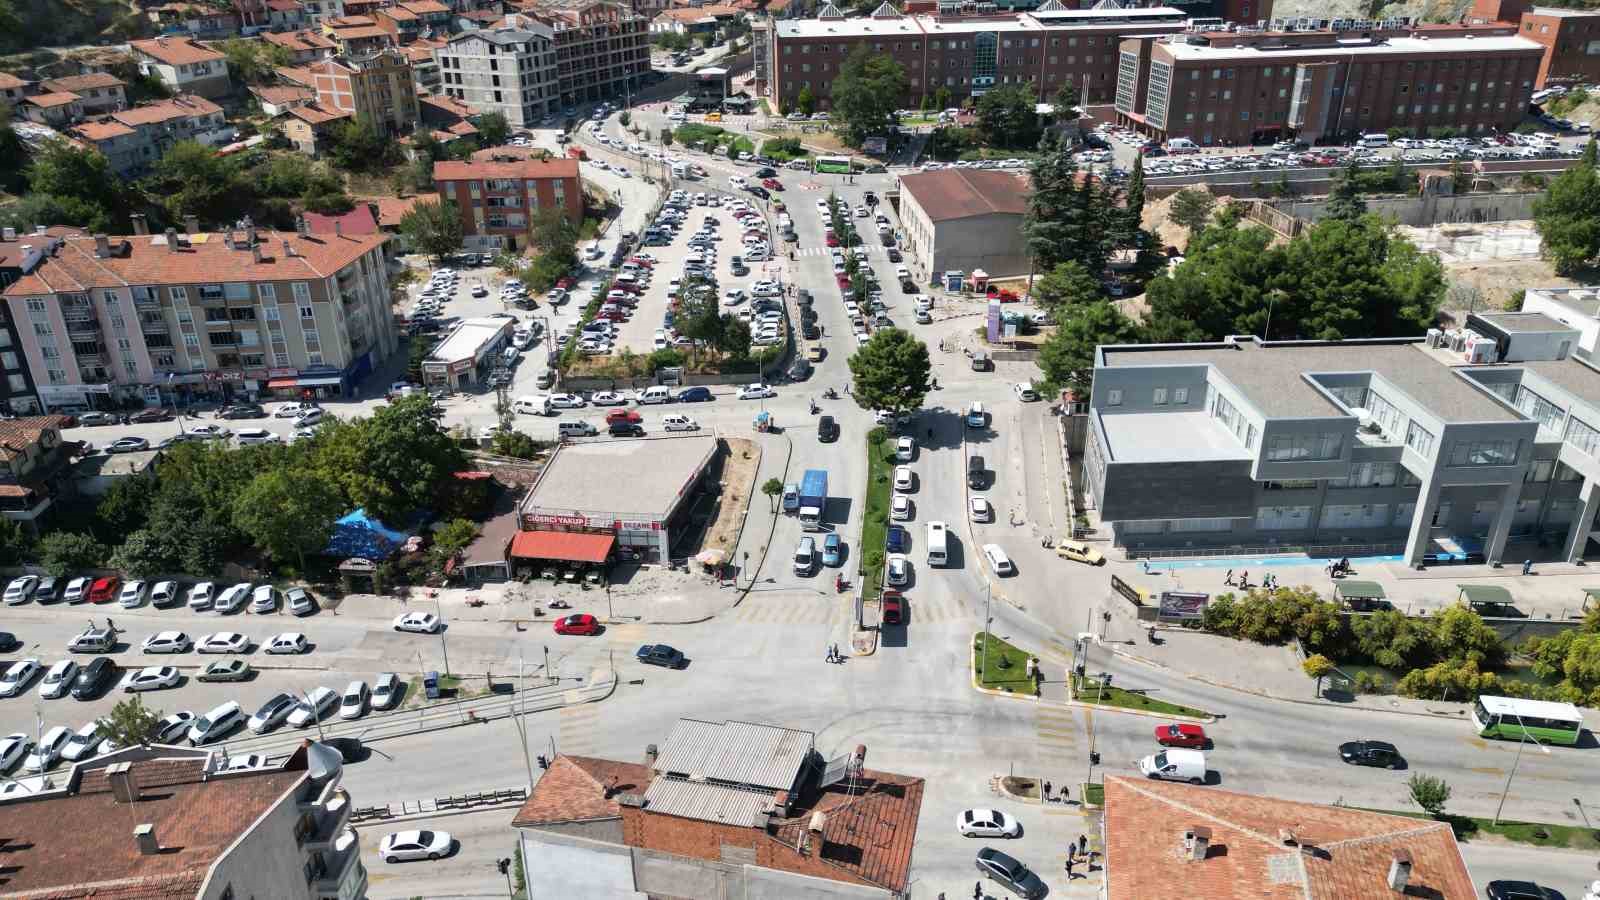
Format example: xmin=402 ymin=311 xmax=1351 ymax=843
xmin=435 ymin=15 xmax=560 ymax=129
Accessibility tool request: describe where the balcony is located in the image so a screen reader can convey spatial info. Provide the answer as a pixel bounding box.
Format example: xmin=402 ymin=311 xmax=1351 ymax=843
xmin=307 ymin=827 xmax=365 ymax=898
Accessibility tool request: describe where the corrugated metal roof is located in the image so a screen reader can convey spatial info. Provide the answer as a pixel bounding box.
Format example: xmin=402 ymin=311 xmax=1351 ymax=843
xmin=642 ymin=778 xmax=771 ymax=828
xmin=651 ymin=719 xmax=813 ymax=791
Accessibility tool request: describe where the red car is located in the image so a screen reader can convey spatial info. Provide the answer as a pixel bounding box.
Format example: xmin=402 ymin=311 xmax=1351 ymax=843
xmin=87 ymin=576 xmax=121 ymax=604
xmin=825 ymin=235 xmax=839 ymax=248
xmin=553 ymin=613 xmax=601 ymax=635
xmin=612 ymin=281 xmax=644 ymax=294
xmin=881 ymin=590 xmax=904 ymax=625
xmin=761 ymin=178 xmax=783 ymax=191
xmin=595 ymin=309 xmax=627 ymax=321
xmin=1154 ymin=723 xmax=1207 ymax=748
xmin=626 ymin=257 xmax=654 ymax=268
xmin=605 ymin=408 xmax=642 ymax=425
xmin=555 ymin=277 xmax=575 ymax=290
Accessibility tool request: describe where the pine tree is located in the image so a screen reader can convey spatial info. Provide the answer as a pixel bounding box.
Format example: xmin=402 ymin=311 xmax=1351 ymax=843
xmin=1124 ymin=155 xmax=1146 ymax=239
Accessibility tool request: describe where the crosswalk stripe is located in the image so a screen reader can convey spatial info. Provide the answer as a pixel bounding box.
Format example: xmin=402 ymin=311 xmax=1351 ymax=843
xmin=558 ymin=704 xmax=601 ymax=754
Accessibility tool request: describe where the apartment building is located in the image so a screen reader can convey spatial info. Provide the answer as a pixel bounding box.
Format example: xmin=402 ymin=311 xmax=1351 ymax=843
xmin=323 ymin=14 xmax=400 ymax=54
xmin=768 ymin=3 xmax=1196 ymax=110
xmin=404 ymin=36 xmax=448 ymax=94
xmin=434 ymin=156 xmax=582 ymax=251
xmin=69 ymin=95 xmax=236 ymax=177
xmin=0 ymin=415 xmax=76 ymax=528
xmin=0 ymin=72 xmax=29 ymax=107
xmin=1115 ymin=23 xmax=1545 ymax=145
xmin=1 ymin=223 xmax=396 ymax=410
xmin=310 ymin=49 xmax=421 ymax=136
xmin=146 ymin=1 xmax=243 ymax=38
xmin=373 ymin=0 xmax=454 ymax=41
xmin=39 ymin=72 xmax=127 ymax=116
xmin=130 ymin=36 xmax=233 ymax=98
xmin=523 ymin=0 xmax=650 ymax=106
xmin=436 ymin=14 xmax=560 ymax=128
xmin=263 ymin=27 xmax=341 ymax=63
xmin=1086 ymin=315 xmax=1600 ymax=567
xmin=1470 ymin=0 xmax=1600 ymax=87
xmin=0 ymin=743 xmax=366 ymax=900
xmin=0 ymin=228 xmax=48 ymax=415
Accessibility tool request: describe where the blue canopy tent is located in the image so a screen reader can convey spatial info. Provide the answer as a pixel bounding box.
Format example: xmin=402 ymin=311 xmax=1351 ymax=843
xmin=325 ymin=509 xmax=412 ymax=561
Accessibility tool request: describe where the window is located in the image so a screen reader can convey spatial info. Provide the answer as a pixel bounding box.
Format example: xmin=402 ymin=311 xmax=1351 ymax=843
xmin=1256 ymin=505 xmax=1311 ymax=530
xmin=1404 ymin=420 xmax=1435 ymax=456
xmin=1447 ymin=439 xmax=1519 ymax=467
xmin=1514 ymin=385 xmax=1564 ymax=434
xmin=291 ymin=282 xmax=312 ymax=304
xmin=1265 ymin=432 xmax=1343 ymax=462
xmin=1332 ymin=461 xmax=1398 ymax=488
xmin=1565 ymin=416 xmax=1600 ymax=458
xmin=299 ymin=306 xmax=315 ymax=320
xmin=6 ymin=374 xmax=25 ymax=392
xmin=259 ymin=283 xmax=277 ymax=301
xmin=1526 ymin=458 xmax=1555 ymax=483
xmin=1173 ymin=387 xmax=1188 ymax=405
xmin=1319 ymin=503 xmax=1391 ymax=529
xmin=1153 ymin=388 xmax=1168 ymax=405
xmin=1106 ymin=389 xmax=1122 ymax=406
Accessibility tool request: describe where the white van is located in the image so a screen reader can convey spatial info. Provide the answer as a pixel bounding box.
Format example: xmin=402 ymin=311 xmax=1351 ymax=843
xmin=672 ymin=161 xmax=689 ymax=178
xmin=639 ymin=385 xmax=674 ymax=404
xmin=1165 ymin=137 xmax=1198 ymax=154
xmin=982 ymin=543 xmax=1014 ymax=576
xmin=514 ymin=395 xmax=552 ymax=416
xmin=188 ymin=700 xmax=244 ymax=745
xmin=1138 ymin=748 xmax=1207 ymax=784
xmin=559 ymin=421 xmax=598 ymax=438
xmin=1359 ymin=133 xmax=1391 ymax=148
xmin=793 ymin=536 xmax=816 ymax=575
xmin=661 ymin=414 xmax=698 ymax=432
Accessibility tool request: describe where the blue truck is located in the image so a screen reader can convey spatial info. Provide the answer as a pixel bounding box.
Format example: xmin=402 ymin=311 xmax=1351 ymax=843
xmin=799 ymin=469 xmax=828 ymax=531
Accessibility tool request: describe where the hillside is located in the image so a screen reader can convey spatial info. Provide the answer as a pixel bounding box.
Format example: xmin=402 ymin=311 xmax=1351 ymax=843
xmin=0 ymin=0 xmax=145 ymax=58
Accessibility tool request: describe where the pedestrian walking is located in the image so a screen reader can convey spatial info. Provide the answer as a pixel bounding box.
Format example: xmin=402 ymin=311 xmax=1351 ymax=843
xmin=1059 ymin=784 xmax=1069 ymax=803
xmin=973 ymin=881 xmax=983 ymax=900
xmin=1042 ymin=780 xmax=1051 ymax=802
xmin=1239 ymin=570 xmax=1249 ymax=589
xmin=1066 ymin=844 xmax=1076 ymax=864
xmin=1065 ymin=856 xmax=1076 ymax=880
xmin=1078 ymin=833 xmax=1089 ymax=857
xmin=1224 ymin=568 xmax=1234 ymax=586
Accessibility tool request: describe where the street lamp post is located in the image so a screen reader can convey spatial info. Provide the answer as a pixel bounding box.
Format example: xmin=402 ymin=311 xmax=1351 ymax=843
xmin=1492 ymin=726 xmax=1544 ymax=825
xmin=435 ymin=592 xmax=451 ymax=676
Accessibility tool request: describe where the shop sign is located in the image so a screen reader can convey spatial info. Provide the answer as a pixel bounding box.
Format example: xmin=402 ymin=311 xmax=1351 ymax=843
xmin=525 ymin=513 xmax=588 ymax=527
xmin=1158 ymin=591 xmax=1210 ymax=621
xmin=269 ymin=367 xmax=299 ymax=378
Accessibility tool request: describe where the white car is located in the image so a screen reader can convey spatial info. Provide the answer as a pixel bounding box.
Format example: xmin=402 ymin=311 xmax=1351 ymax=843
xmin=24 ymin=726 xmax=72 ymax=772
xmin=750 ymin=281 xmax=781 ymax=297
xmin=118 ymin=579 xmax=149 ymax=609
xmin=63 ymin=576 xmax=89 ymax=603
xmin=662 ymin=416 xmax=699 ymax=432
xmin=893 ymin=466 xmax=914 ymax=492
xmin=895 ymin=437 xmax=915 ymax=461
xmin=0 ymin=656 xmax=40 ymax=698
xmin=197 ymin=632 xmax=250 ymax=654
xmin=142 ymin=631 xmax=191 ymax=654
xmin=380 ymin=829 xmax=455 ymax=863
xmin=249 ymin=584 xmax=278 ymax=614
xmin=886 ymin=553 xmax=910 ymax=587
xmin=219 ymin=753 xmax=269 ymax=773
xmin=61 ymin=722 xmax=104 ymax=762
xmin=590 ymin=391 xmax=626 ymax=406
xmin=121 ymin=665 xmax=181 ymax=693
xmin=38 ymin=660 xmax=79 ymax=699
xmin=970 ymin=496 xmax=994 ymax=522
xmin=150 ymin=711 xmax=195 ymax=744
xmin=187 ymin=581 xmax=216 ymax=611
xmin=957 ymin=808 xmax=1021 ymax=838
xmin=550 ymin=393 xmax=586 ymax=409
xmin=186 ymin=424 xmax=230 ymax=440
xmin=0 ymin=733 xmax=29 ymax=772
xmin=235 ymin=428 xmax=280 ymax=446
xmin=150 ymin=580 xmax=179 ymax=607
xmin=394 ymin=612 xmax=442 ymax=634
xmin=372 ymin=672 xmax=403 ymax=710
xmin=264 ymin=632 xmax=309 ymax=654
xmin=188 ymin=700 xmax=244 ymax=745
xmin=738 ymin=383 xmax=775 ymax=400
xmin=294 ymin=409 xmax=325 ymax=427
xmin=3 ymin=575 xmax=37 ymax=604
xmin=891 ymin=494 xmax=912 ymax=521
xmin=214 ymin=583 xmax=252 ymax=614
xmin=289 ymin=687 xmax=339 ymax=727
xmin=1013 ymin=382 xmax=1040 ymax=402
xmin=287 ymin=587 xmax=317 ymax=617
xmin=339 ymin=680 xmax=370 ymax=720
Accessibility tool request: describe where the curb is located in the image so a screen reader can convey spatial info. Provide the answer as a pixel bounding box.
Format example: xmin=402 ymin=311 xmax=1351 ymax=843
xmin=968 ymin=631 xmax=1041 ymax=703
xmin=728 ymin=430 xmax=789 ymax=612
xmin=1107 ymin=646 xmax=1471 ymax=722
xmin=850 ymin=626 xmax=877 ymax=657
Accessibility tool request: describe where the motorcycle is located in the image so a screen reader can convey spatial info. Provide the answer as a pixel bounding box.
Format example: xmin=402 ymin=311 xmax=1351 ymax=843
xmin=823 ymin=388 xmax=839 ymax=400
xmin=809 ymin=401 xmax=819 ymax=415
xmin=549 ymin=599 xmax=571 ymax=610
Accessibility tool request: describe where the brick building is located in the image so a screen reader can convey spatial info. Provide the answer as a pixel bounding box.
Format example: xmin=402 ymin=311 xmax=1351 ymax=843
xmin=309 ymin=49 xmax=421 ymax=136
xmin=1115 ymin=23 xmax=1545 ymax=146
xmin=433 ymin=156 xmax=583 ymax=252
xmin=1 ymin=223 xmax=396 ymax=410
xmin=1469 ymin=0 xmax=1600 ymax=87
xmin=767 ymin=1 xmax=1202 ymax=111
xmin=513 ymin=719 xmax=924 ymax=899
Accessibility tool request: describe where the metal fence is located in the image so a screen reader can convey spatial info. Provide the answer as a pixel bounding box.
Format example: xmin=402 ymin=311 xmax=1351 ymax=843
xmin=351 ymin=787 xmax=528 ymax=823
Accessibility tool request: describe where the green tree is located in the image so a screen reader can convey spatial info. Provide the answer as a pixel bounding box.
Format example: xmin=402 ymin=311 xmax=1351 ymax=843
xmin=1167 ymin=188 xmax=1216 ymax=239
xmin=310 ymin=394 xmax=467 ymax=523
xmin=1023 ymin=138 xmax=1108 ymax=277
xmin=1032 ymin=262 xmax=1102 ymax=318
xmin=1430 ymin=603 xmax=1506 ymax=667
xmin=1533 ymin=141 xmax=1600 ymax=275
xmin=1407 ymin=773 xmax=1452 ymax=817
xmin=232 ymin=468 xmax=342 ymax=571
xmin=95 ymin=475 xmax=157 ymax=542
xmin=974 ymin=84 xmax=1040 ymax=149
xmin=329 ymin=117 xmax=400 ymax=173
xmin=1122 ymin=155 xmax=1146 ymax=240
xmin=1052 ymin=83 xmax=1080 ymax=121
xmin=796 ymin=84 xmax=815 ymax=116
xmin=715 ymin=315 xmax=752 ymax=360
xmin=38 ymin=531 xmax=107 ymax=576
xmin=1276 ymin=215 xmax=1444 ymax=341
xmin=1350 ymin=609 xmax=1429 ymax=669
xmin=1560 ymin=631 xmax=1600 ymax=693
xmin=829 ymin=47 xmax=907 ymax=146
xmin=23 ymin=139 xmax=126 ymax=231
xmin=400 ymin=198 xmax=464 ymax=264
xmin=108 ymin=528 xmax=181 ymax=578
xmin=429 ymin=517 xmax=479 ymax=568
xmin=1145 ymin=208 xmax=1280 ymax=343
xmin=0 ymin=517 xmax=29 ymax=567
xmin=143 ymin=140 xmax=250 ymax=226
xmin=1302 ymin=653 xmax=1334 ymax=698
xmin=1036 ymin=301 xmax=1142 ymax=395
xmin=1324 ymin=161 xmax=1369 ymax=222
xmin=674 ymin=280 xmax=724 ymax=345
xmin=221 ymin=38 xmax=292 ymax=85
xmin=618 ymin=110 xmax=631 ymax=128
xmin=476 ymin=111 xmax=511 ymax=147
xmin=0 ymin=109 xmax=26 ymax=194
xmin=99 ymin=696 xmax=162 ymax=748
xmin=847 ymin=328 xmax=931 ymax=418
xmin=761 ymin=477 xmax=784 ymax=512
xmin=490 ymin=430 xmax=543 ymax=459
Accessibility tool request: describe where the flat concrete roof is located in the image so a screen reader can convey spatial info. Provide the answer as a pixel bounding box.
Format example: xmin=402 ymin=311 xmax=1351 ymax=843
xmin=1098 ymin=410 xmax=1248 ymax=462
xmin=1160 ymin=33 xmax=1542 ymax=61
xmin=429 ymin=317 xmax=512 ymax=364
xmin=1526 ymin=287 xmax=1600 ymax=321
xmin=1522 ymin=358 xmax=1600 ymax=405
xmin=1102 ymin=339 xmax=1519 ymax=423
xmin=1476 ymin=311 xmax=1576 ymax=334
xmin=523 ymin=434 xmax=717 ymax=517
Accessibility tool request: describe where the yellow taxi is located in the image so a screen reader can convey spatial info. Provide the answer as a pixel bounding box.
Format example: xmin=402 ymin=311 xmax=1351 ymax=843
xmin=806 ymin=345 xmax=825 ymax=363
xmin=705 ymin=112 xmax=723 ymax=122
xmin=1054 ymin=538 xmax=1105 ymax=566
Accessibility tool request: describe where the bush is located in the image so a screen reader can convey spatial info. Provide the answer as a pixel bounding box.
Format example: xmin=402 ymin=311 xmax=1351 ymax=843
xmin=1354 ymin=671 xmax=1388 ymax=694
xmin=1199 ymin=586 xmax=1348 ymax=655
xmin=760 ymin=137 xmax=806 ymax=161
xmin=646 ymin=348 xmax=686 ymax=371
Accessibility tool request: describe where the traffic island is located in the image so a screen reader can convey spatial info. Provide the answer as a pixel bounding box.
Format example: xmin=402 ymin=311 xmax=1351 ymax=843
xmin=970 ymin=631 xmax=1041 ymax=699
xmin=1070 ymin=672 xmax=1213 ymax=721
xmin=861 ymin=428 xmax=895 ymax=601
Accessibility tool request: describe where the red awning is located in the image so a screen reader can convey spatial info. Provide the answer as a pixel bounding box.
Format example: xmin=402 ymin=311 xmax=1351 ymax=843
xmin=266 ymin=378 xmax=297 ymax=388
xmin=510 ymin=530 xmax=615 ymax=564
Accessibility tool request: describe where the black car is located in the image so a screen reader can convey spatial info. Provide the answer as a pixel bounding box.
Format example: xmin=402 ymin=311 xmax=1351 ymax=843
xmin=129 ymin=407 xmax=173 ymax=423
xmin=886 ymin=247 xmax=902 ymax=262
xmin=0 ymin=631 xmax=18 ymax=653
xmin=218 ymin=404 xmax=264 ymax=420
xmin=753 ymin=167 xmax=777 ymax=178
xmin=636 ymin=644 xmax=686 ymax=668
xmin=818 ymin=415 xmax=838 ymax=442
xmin=31 ymin=576 xmax=61 ymax=604
xmin=975 ymin=848 xmax=1045 ymax=900
xmin=677 ymin=386 xmax=714 ymax=402
xmin=609 ymin=421 xmax=645 ymax=437
xmin=802 ymin=324 xmax=822 ymax=340
xmin=71 ymin=656 xmax=117 ymax=700
xmin=796 ymin=289 xmax=813 ymax=307
xmin=1338 ymin=740 xmax=1404 ymax=769
xmin=1486 ymin=881 xmax=1555 ymax=900
xmin=886 ymin=524 xmax=909 ymax=554
xmin=748 ymin=186 xmax=769 ymax=199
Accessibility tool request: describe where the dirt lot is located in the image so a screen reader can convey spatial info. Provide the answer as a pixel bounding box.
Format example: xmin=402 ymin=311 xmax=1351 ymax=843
xmin=702 ymin=437 xmax=760 ymax=557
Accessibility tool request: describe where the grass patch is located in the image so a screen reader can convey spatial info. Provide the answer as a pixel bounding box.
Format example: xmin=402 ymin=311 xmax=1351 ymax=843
xmin=1072 ymin=673 xmax=1210 ymax=718
xmin=1082 ymin=782 xmax=1104 ymax=806
xmin=973 ymin=632 xmax=1037 ymax=693
xmin=578 ymin=216 xmax=603 ymax=241
xmin=402 ymin=673 xmax=466 ymax=707
xmin=1362 ymin=808 xmax=1600 ymax=851
xmin=861 ymin=428 xmax=894 ymax=601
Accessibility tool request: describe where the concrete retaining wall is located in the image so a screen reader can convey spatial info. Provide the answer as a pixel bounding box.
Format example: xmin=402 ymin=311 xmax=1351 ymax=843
xmin=1269 ymin=191 xmax=1542 ymax=227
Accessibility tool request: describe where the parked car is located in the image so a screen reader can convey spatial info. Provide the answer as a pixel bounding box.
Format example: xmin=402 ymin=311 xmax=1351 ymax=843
xmin=197 ymin=632 xmax=249 ymax=654
xmin=975 ymin=847 xmax=1045 ymax=899
xmin=60 ymin=721 xmax=104 ymax=762
xmin=188 ymin=700 xmax=244 ymax=745
xmin=372 ymin=672 xmax=403 ymax=710
xmin=287 ymin=586 xmax=318 ymax=616
xmin=117 ymin=580 xmax=149 ymax=609
xmin=249 ymin=585 xmax=278 ymax=614
xmin=63 ymin=576 xmax=89 ymax=604
xmin=86 ymin=576 xmax=120 ymax=604
xmin=107 ymin=436 xmax=150 ymax=454
xmin=120 ymin=665 xmax=181 ymax=693
xmin=0 ymin=733 xmax=30 ymax=771
xmin=1054 ymin=539 xmax=1104 ymax=566
xmin=339 ymin=680 xmax=370 ymax=720
xmin=142 ymin=631 xmax=192 ymax=654
xmin=1486 ymin=881 xmax=1557 ymax=900
xmin=25 ymin=725 xmax=74 ymax=771
xmin=249 ymin=693 xmax=298 ymax=733
xmin=379 ymin=829 xmax=455 ymax=863
xmin=187 ymin=581 xmax=216 ymax=610
xmin=288 ymin=687 xmax=339 ymax=727
xmin=3 ymin=576 xmax=37 ymax=605
xmin=264 ymin=632 xmax=309 ymax=654
xmin=31 ymin=576 xmax=61 ymax=604
xmin=957 ymin=808 xmax=1021 ymax=838
xmin=70 ymin=657 xmax=117 ymax=699
xmin=198 ymin=658 xmax=253 ymax=682
xmin=38 ymin=659 xmax=79 ymax=699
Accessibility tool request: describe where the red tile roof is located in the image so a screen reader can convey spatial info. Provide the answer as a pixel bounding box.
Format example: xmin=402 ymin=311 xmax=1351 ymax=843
xmin=509 ymin=530 xmax=615 ymax=563
xmin=130 ymin=36 xmax=225 ymax=65
xmin=1103 ymin=775 xmax=1478 ymax=900
xmin=0 ymin=416 xmax=68 ymax=462
xmin=898 ymin=168 xmax=1029 ymax=222
xmin=303 ymin=205 xmax=378 ymax=235
xmin=71 ymin=119 xmax=139 ymax=141
xmin=275 ymin=64 xmax=319 ymax=88
xmin=435 ymin=157 xmax=581 ymax=181
xmin=25 ymin=92 xmax=82 ymax=109
xmin=400 ymin=0 xmax=451 ymax=13
xmin=360 ymin=193 xmax=439 ymax=226
xmin=513 ymin=754 xmax=653 ymax=826
xmin=0 ymin=72 xmax=29 ymax=91
xmin=262 ymin=28 xmax=337 ymax=52
xmin=419 ymin=92 xmax=478 ymax=121
xmin=112 ymin=95 xmax=222 ymax=126
xmin=0 ymin=754 xmax=306 ymax=898
xmin=41 ymin=72 xmax=125 ymax=93
xmin=250 ymin=83 xmax=315 ymax=106
xmin=3 ymin=230 xmax=386 ymax=297
xmin=330 ymin=24 xmax=393 ymax=39
xmin=766 ymin=769 xmax=924 ymax=892
xmin=286 ymin=102 xmax=351 ymax=125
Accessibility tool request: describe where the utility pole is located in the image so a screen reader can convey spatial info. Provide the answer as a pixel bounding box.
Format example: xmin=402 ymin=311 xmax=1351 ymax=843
xmin=435 ymin=592 xmax=452 ymax=676
xmin=980 ymin=581 xmax=992 ymax=685
xmin=513 ymin=654 xmax=535 ymax=788
xmin=1493 ymin=726 xmax=1543 ymax=825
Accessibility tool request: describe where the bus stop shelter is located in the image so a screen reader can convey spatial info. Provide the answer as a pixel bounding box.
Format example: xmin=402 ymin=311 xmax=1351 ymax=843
xmin=1455 ymin=584 xmax=1522 ymax=617
xmin=1334 ymin=580 xmax=1388 ymax=611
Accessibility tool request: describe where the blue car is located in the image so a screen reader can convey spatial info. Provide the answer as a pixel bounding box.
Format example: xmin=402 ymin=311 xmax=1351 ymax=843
xmin=886 ymin=525 xmax=909 ymax=554
xmin=677 ymin=386 xmax=714 ymax=402
xmin=822 ymin=533 xmax=842 ymax=567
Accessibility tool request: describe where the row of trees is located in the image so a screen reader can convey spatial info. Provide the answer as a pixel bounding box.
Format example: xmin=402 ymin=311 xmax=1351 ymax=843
xmin=33 ymin=396 xmax=477 ymax=579
xmin=1533 ymin=139 xmax=1600 ymax=275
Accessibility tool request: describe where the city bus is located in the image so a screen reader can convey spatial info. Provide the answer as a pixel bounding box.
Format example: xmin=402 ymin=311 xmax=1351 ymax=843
xmin=814 ymin=156 xmax=852 ymax=175
xmin=926 ymin=521 xmax=948 ymax=567
xmin=1470 ymin=695 xmax=1584 ymax=746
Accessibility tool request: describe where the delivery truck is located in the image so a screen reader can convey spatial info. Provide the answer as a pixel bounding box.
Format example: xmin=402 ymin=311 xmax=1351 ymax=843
xmin=799 ymin=469 xmax=828 ymax=530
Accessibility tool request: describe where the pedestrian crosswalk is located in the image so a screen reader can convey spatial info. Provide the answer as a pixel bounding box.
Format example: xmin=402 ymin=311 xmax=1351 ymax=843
xmin=1035 ymin=707 xmax=1082 ymax=766
xmin=557 ymin=703 xmax=603 ymax=757
xmin=792 ymin=245 xmax=895 ymax=259
xmin=729 ymin=590 xmax=971 ymax=625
